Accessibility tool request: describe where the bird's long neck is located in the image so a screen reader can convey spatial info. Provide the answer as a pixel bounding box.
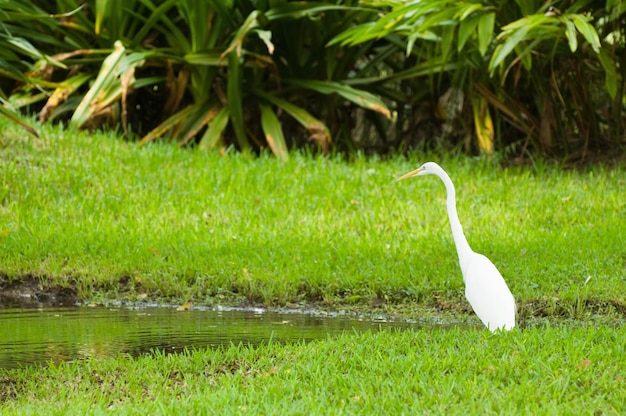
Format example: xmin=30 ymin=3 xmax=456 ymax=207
xmin=438 ymin=170 xmax=473 ymax=262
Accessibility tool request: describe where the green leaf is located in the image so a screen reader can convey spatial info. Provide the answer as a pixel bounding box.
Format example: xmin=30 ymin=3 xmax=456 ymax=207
xmin=327 ymin=22 xmax=377 ymax=47
xmin=440 ymin=25 xmax=455 ymax=62
xmin=471 ymin=96 xmax=494 ymax=154
xmin=222 ymin=10 xmax=262 ymax=58
xmin=226 ymin=52 xmax=249 ymax=150
xmin=517 ymin=38 xmax=541 ymax=71
xmin=457 ymin=4 xmax=483 ymax=21
xmin=95 ymin=0 xmax=107 ymax=35
xmin=489 ymin=25 xmax=529 ymax=74
xmin=175 ymin=101 xmax=217 ymax=145
xmin=69 ymin=47 xmax=151 ymax=130
xmin=571 ymin=15 xmax=600 ymax=53
xmin=255 ymin=89 xmax=331 ymax=148
xmin=132 ymin=0 xmax=187 ymax=51
xmin=199 ymin=106 xmax=230 ymax=151
xmin=563 ymin=19 xmax=578 ymax=52
xmin=70 ymin=41 xmax=127 ymax=129
xmin=140 ymin=104 xmax=199 ymax=145
xmin=5 ymin=37 xmax=66 ymax=69
xmin=477 ymin=12 xmax=495 ymax=57
xmin=500 ymin=14 xmax=543 ymax=32
xmin=255 ymin=29 xmax=274 ymax=55
xmin=458 ymin=15 xmax=479 ymax=53
xmin=597 ymin=48 xmax=617 ymax=98
xmin=38 ymin=72 xmax=93 ymax=122
xmin=183 ymin=52 xmax=226 ymax=66
xmin=286 ymin=79 xmax=391 ymax=119
xmin=265 ymin=4 xmax=363 ymax=21
xmin=0 ymin=104 xmax=38 ymax=137
xmin=379 ymin=59 xmax=457 ymax=83
xmin=259 ymin=104 xmax=288 ymax=161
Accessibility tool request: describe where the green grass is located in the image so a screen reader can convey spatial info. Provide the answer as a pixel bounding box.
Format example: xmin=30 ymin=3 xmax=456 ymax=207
xmin=1 ymin=118 xmax=625 ymax=319
xmin=2 ymin=119 xmax=626 ymax=414
xmin=2 ymin=326 xmax=626 ymax=414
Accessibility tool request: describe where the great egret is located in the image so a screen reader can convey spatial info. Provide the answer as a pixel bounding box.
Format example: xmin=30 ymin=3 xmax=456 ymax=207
xmin=398 ymin=162 xmax=516 ymax=332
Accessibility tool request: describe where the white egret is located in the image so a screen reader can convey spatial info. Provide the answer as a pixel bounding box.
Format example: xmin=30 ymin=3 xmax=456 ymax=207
xmin=398 ymin=162 xmax=516 ymax=332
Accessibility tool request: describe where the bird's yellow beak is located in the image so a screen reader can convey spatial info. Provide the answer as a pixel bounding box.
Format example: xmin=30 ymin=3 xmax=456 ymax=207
xmin=397 ymin=167 xmax=424 ymax=181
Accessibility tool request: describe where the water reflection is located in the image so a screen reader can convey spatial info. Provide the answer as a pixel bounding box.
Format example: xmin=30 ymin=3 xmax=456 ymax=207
xmin=0 ymin=306 xmax=422 ymax=369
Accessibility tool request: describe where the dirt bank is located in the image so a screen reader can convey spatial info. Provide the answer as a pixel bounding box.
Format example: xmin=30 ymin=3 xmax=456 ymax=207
xmin=0 ymin=276 xmax=77 ymax=308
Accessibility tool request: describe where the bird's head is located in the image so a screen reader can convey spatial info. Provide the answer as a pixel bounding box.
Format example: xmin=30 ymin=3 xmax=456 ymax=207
xmin=397 ymin=162 xmax=441 ymax=181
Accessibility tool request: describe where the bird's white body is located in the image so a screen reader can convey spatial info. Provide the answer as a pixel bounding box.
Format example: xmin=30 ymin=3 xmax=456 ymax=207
xmin=460 ymin=252 xmax=516 ymax=331
xmin=399 ymin=162 xmax=516 ymax=332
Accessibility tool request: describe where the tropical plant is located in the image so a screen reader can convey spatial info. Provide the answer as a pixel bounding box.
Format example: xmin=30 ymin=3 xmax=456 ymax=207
xmin=331 ymin=0 xmax=625 ymax=159
xmin=2 ymin=1 xmax=624 ymax=159
xmin=0 ymin=0 xmax=72 ymax=136
xmin=1 ymin=0 xmax=393 ymax=159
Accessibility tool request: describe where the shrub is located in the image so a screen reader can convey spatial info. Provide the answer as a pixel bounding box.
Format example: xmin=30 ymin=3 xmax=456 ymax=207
xmin=331 ymin=0 xmax=625 ymax=158
xmin=1 ymin=1 xmax=391 ymax=159
xmin=1 ymin=1 xmax=624 ymax=160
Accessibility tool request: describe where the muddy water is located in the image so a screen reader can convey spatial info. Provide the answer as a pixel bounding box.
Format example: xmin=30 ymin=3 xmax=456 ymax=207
xmin=0 ymin=306 xmax=428 ymax=369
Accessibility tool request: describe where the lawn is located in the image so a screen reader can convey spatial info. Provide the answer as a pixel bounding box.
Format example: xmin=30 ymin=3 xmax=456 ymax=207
xmin=1 ymin=118 xmax=625 ymax=414
xmin=2 ymin=326 xmax=625 ymax=414
xmin=1 ymin=118 xmax=624 ymax=318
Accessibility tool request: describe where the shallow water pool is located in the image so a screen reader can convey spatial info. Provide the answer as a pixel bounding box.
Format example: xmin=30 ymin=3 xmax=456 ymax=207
xmin=0 ymin=305 xmax=432 ymax=369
